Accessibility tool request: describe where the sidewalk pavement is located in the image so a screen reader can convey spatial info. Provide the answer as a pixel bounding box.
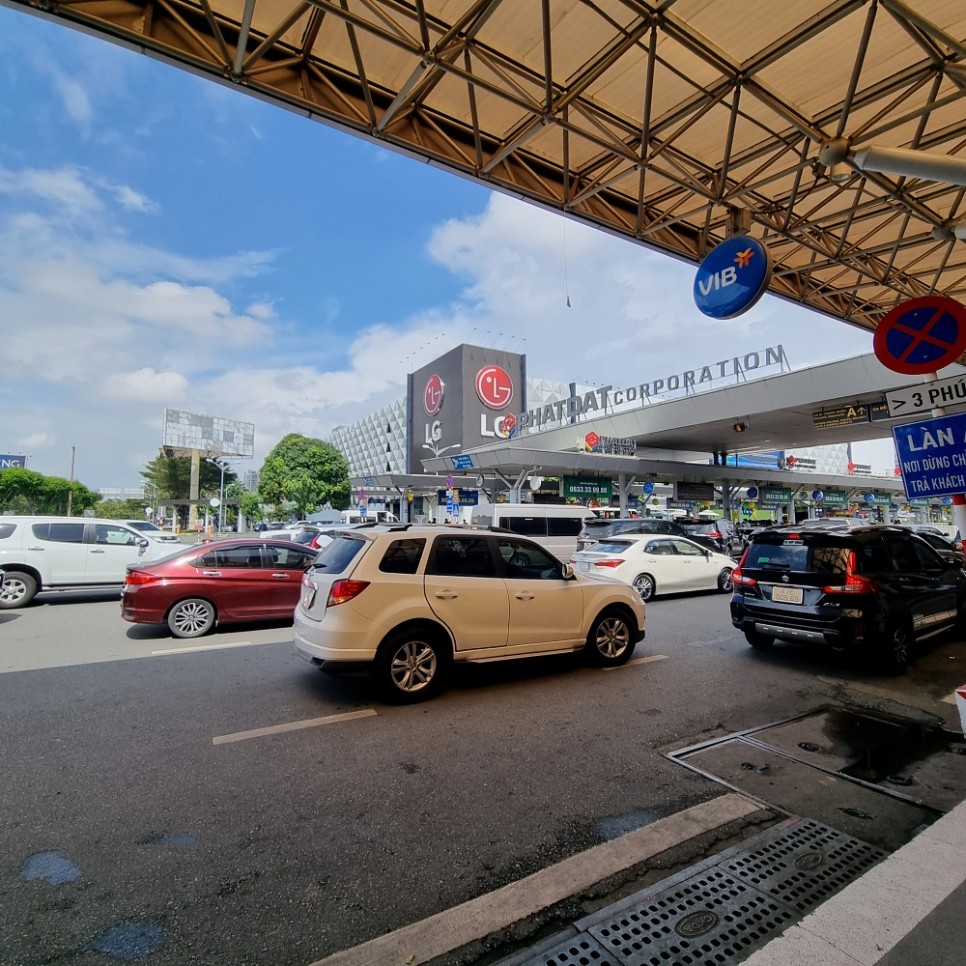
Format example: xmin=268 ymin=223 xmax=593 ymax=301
xmin=742 ymin=794 xmax=966 ymax=966
xmin=307 ymin=792 xmax=966 ymax=966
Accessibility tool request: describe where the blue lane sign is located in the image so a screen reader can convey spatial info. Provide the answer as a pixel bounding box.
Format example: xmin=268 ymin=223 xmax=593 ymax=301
xmin=811 ymin=489 xmax=824 ymax=502
xmin=693 ymin=236 xmax=773 ymax=319
xmin=893 ymin=413 xmax=966 ymax=498
xmin=642 ymin=481 xmax=655 ymax=495
xmin=451 ymin=454 xmax=475 ymax=470
xmin=746 ymin=486 xmax=759 ymax=500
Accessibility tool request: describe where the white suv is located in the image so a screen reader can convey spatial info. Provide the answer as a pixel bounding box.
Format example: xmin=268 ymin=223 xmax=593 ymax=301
xmin=293 ymin=524 xmax=645 ymax=702
xmin=0 ymin=516 xmax=163 ymax=608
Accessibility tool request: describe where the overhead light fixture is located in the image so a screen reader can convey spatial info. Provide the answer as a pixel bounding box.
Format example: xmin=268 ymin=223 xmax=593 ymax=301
xmin=818 ymin=137 xmax=966 ymax=188
xmin=733 ymin=421 xmax=748 ymax=433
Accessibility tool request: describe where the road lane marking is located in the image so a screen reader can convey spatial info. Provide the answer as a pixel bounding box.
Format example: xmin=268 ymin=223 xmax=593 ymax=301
xmin=213 ymin=709 xmax=377 ymax=745
xmin=604 ymin=654 xmax=669 ymax=671
xmin=307 ymin=793 xmax=763 ymax=966
xmin=151 ymin=640 xmax=281 ymax=656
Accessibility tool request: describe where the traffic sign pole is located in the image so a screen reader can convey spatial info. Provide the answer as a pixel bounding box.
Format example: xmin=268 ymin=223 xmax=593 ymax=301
xmin=924 ymin=371 xmax=966 ymax=541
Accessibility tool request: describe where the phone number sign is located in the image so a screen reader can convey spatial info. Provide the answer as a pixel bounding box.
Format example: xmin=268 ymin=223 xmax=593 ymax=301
xmin=893 ymin=413 xmax=966 ymax=498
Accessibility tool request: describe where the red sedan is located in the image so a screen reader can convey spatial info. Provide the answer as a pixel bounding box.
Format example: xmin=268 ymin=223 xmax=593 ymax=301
xmin=121 ymin=539 xmax=318 ymax=638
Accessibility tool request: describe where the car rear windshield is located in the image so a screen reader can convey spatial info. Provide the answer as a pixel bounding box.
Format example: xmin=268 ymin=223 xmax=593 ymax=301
xmin=311 ymin=534 xmax=366 ymax=573
xmin=744 ymin=535 xmax=851 ymax=575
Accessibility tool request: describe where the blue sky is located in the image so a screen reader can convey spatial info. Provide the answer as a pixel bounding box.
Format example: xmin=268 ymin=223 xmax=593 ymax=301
xmin=0 ymin=6 xmax=895 ymax=490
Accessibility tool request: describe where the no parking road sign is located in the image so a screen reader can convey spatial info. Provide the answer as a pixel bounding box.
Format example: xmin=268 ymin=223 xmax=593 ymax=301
xmin=873 ymin=296 xmax=966 ymax=375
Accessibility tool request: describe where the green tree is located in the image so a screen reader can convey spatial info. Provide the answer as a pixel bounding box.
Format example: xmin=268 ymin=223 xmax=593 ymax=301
xmin=0 ymin=468 xmax=100 ymax=514
xmin=140 ymin=455 xmax=235 ymax=499
xmin=93 ymin=498 xmax=149 ymax=520
xmin=258 ymin=434 xmax=350 ymax=519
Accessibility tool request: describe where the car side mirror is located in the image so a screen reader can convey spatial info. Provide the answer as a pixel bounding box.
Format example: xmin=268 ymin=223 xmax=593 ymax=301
xmin=562 ymin=563 xmax=575 ymax=579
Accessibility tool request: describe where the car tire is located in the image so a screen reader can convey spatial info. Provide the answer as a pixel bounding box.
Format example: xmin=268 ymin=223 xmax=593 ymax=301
xmin=0 ymin=571 xmax=38 ymax=609
xmin=167 ymin=598 xmax=216 ymax=638
xmin=586 ymin=609 xmax=636 ymax=667
xmin=632 ymin=573 xmax=656 ymax=602
xmin=717 ymin=568 xmax=734 ymax=592
xmin=375 ymin=627 xmax=449 ymax=703
xmin=880 ymin=619 xmax=912 ymax=675
xmin=744 ymin=629 xmax=774 ymax=649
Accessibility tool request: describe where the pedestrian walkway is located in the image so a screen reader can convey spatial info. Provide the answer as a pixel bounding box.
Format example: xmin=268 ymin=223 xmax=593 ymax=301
xmin=306 ymin=793 xmax=966 ymax=966
xmin=498 ymin=797 xmax=966 ymax=966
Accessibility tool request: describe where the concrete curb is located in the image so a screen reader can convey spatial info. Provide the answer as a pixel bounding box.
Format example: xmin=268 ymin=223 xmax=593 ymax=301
xmin=307 ymin=792 xmax=762 ymax=966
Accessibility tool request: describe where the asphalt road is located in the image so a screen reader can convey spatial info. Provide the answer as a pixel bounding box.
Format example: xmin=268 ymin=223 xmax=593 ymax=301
xmin=2 ymin=588 xmax=965 ymax=966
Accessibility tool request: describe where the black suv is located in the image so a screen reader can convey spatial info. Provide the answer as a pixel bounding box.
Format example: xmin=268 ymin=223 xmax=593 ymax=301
xmin=731 ymin=525 xmax=966 ymax=673
xmin=680 ymin=519 xmax=745 ymax=556
xmin=576 ymin=517 xmax=717 ymax=554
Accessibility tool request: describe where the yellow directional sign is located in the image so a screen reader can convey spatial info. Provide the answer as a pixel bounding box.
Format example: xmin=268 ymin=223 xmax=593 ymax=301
xmin=812 ymin=404 xmax=870 ymax=430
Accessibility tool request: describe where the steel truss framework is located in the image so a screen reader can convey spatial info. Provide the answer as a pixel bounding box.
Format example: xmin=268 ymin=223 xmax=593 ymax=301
xmin=6 ymin=0 xmax=965 ymax=331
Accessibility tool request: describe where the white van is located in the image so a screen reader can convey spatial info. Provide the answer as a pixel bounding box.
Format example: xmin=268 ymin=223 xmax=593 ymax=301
xmin=469 ymin=503 xmax=598 ymax=560
xmin=0 ymin=516 xmax=165 ymax=608
xmin=340 ymin=509 xmax=399 ymax=525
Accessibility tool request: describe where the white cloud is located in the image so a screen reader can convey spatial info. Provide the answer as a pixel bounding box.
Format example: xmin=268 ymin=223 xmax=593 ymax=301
xmin=0 ymin=166 xmax=101 ymax=215
xmin=102 ymin=368 xmax=189 ymax=403
xmin=53 ymin=74 xmax=93 ymax=125
xmin=114 ymin=184 xmax=160 ymax=214
xmin=17 ymin=432 xmax=56 ymax=449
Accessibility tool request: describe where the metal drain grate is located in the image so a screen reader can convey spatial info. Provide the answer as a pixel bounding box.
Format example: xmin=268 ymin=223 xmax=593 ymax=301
xmin=503 ymin=818 xmax=885 ymax=966
xmin=720 ymin=818 xmax=886 ymax=914
xmin=524 ymin=934 xmax=622 ymax=966
xmin=585 ymin=867 xmax=795 ymax=966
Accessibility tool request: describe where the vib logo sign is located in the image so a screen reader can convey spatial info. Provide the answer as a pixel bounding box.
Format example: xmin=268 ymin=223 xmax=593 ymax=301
xmin=693 ymin=236 xmax=773 ymax=319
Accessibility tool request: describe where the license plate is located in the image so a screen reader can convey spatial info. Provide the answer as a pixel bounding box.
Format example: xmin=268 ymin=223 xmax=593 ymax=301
xmin=771 ymin=585 xmax=803 ymax=604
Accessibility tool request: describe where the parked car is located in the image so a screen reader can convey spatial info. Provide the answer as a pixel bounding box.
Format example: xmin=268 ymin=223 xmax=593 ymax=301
xmin=679 ymin=518 xmax=745 ymax=556
xmin=0 ymin=517 xmax=159 ymax=608
xmin=913 ymin=531 xmax=965 ymax=568
xmin=576 ymin=517 xmax=718 ymax=554
xmin=730 ymin=524 xmax=966 ymax=673
xmin=571 ymin=533 xmax=735 ymax=601
xmin=121 ymin=538 xmax=318 ymax=638
xmin=120 ymin=520 xmax=181 ymax=544
xmin=293 ymin=524 xmax=645 ymax=702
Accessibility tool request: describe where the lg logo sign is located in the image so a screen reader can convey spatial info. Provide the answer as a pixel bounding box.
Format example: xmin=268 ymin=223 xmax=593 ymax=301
xmin=423 ymin=374 xmax=444 ymax=415
xmin=476 ymin=365 xmax=513 ymax=409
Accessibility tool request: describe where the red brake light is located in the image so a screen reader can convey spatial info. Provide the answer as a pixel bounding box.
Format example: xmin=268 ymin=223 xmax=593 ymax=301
xmin=731 ymin=567 xmax=757 ymax=587
xmin=708 ymin=530 xmax=722 ymax=539
xmin=326 ymin=579 xmax=370 ymax=606
xmin=823 ymin=551 xmax=878 ymax=594
xmin=593 ymin=559 xmax=624 ymax=569
xmin=125 ymin=570 xmax=159 ymax=586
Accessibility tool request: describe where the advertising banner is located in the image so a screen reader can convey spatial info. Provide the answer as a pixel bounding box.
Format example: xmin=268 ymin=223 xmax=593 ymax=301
xmin=0 ymin=454 xmax=27 ymax=469
xmin=563 ymin=477 xmax=612 ymax=500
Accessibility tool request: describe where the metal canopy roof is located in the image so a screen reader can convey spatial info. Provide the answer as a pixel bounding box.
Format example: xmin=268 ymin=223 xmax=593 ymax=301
xmin=6 ymin=0 xmax=965 ymax=332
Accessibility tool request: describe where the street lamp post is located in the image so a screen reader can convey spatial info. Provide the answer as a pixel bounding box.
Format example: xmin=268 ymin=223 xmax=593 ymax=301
xmin=206 ymin=457 xmax=229 ymax=532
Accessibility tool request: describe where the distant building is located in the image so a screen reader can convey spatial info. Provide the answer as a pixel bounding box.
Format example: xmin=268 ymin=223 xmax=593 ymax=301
xmin=243 ymin=470 xmax=260 ymax=493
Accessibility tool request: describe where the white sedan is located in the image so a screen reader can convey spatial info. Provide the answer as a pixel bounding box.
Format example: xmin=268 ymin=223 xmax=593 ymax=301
xmin=571 ymin=533 xmax=736 ymax=602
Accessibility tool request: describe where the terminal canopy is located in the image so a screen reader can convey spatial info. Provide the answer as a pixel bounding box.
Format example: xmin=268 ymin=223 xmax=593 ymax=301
xmin=8 ymin=0 xmax=966 ymax=333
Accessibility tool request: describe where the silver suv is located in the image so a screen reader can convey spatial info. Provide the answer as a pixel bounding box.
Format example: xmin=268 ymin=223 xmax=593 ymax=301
xmin=293 ymin=524 xmax=646 ymax=702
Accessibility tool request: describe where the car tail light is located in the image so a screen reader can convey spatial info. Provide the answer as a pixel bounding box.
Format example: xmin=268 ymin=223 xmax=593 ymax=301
xmin=326 ymin=579 xmax=370 ymax=606
xmin=124 ymin=570 xmax=159 ymax=586
xmin=708 ymin=530 xmax=722 ymax=539
xmin=592 ymin=558 xmax=624 ymax=569
xmin=823 ymin=551 xmax=878 ymax=594
xmin=731 ymin=568 xmax=757 ymax=587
